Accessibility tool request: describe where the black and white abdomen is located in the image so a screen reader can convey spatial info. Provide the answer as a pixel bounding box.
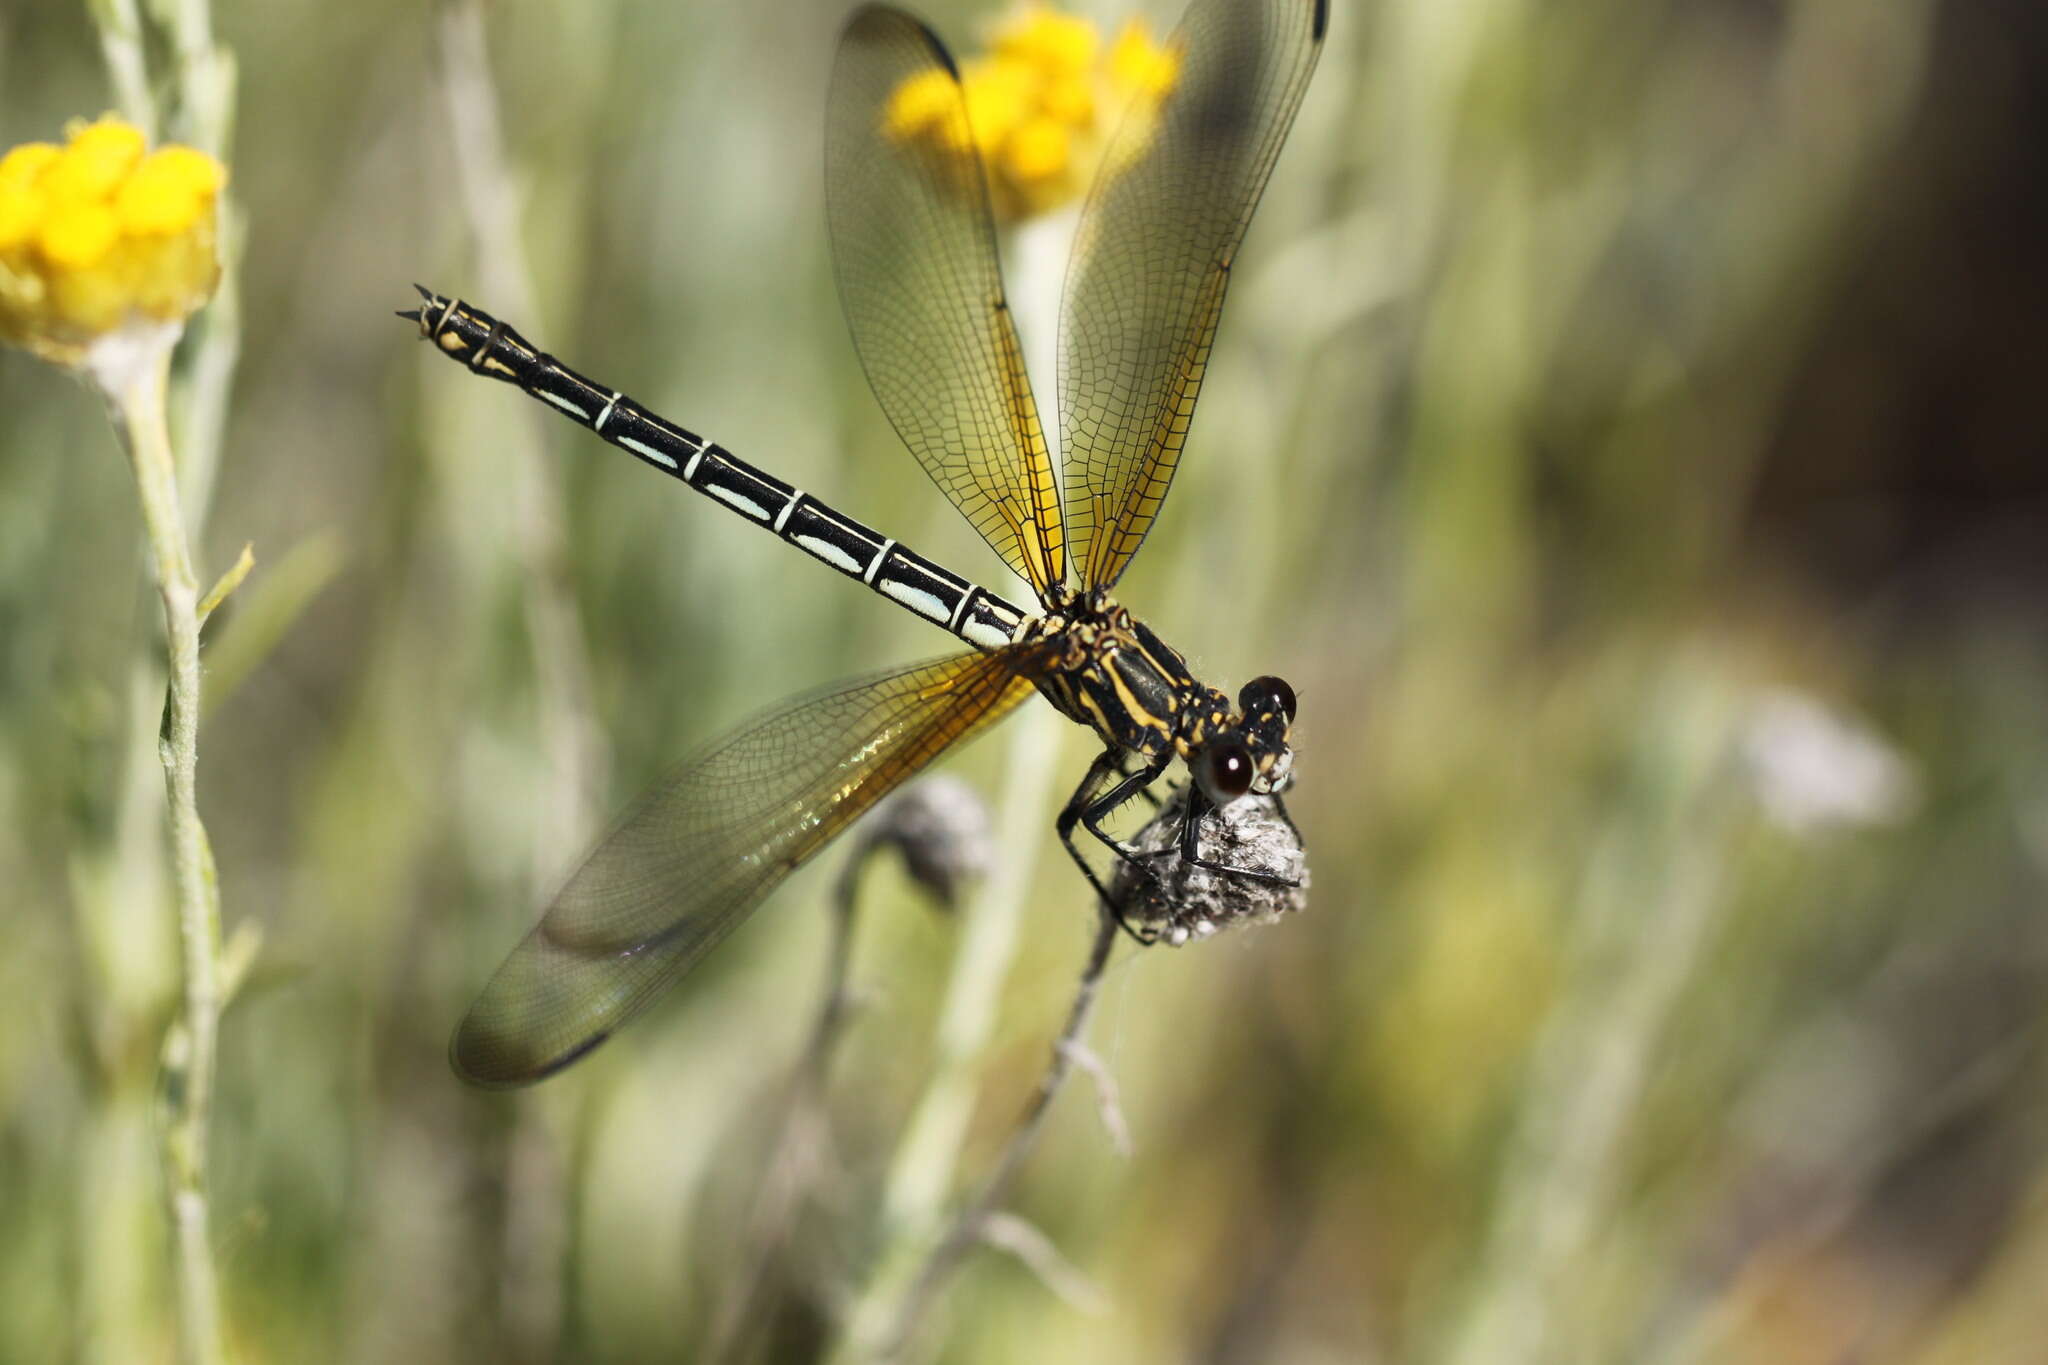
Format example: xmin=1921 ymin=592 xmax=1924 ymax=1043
xmin=407 ymin=292 xmax=1031 ymax=655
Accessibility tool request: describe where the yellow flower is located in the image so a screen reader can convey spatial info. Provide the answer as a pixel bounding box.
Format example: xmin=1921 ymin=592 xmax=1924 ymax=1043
xmin=884 ymin=68 xmax=967 ymax=146
xmin=1004 ymin=117 xmax=1071 ymax=185
xmin=960 ymin=57 xmax=1035 ymax=156
xmin=0 ymin=143 xmax=63 ymax=191
xmin=992 ymin=7 xmax=1097 ymax=77
xmin=1109 ymin=19 xmax=1179 ymax=101
xmin=41 ymin=201 xmax=121 ymax=268
xmin=884 ymin=3 xmax=1179 ymax=221
xmin=0 ymin=115 xmax=225 ymax=368
xmin=1040 ymin=73 xmax=1096 ymax=127
xmin=117 ymin=147 xmax=227 ymax=235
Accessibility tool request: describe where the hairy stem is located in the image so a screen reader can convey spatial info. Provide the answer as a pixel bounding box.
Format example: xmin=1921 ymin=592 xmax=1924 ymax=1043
xmin=157 ymin=0 xmax=242 ymax=534
xmin=103 ymin=343 xmax=227 ymax=1365
xmin=86 ymin=0 xmax=157 ymax=137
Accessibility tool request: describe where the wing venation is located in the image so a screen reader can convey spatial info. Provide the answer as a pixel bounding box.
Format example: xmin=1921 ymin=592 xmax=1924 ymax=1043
xmin=451 ymin=644 xmax=1047 ymax=1086
xmin=827 ymin=5 xmax=1066 ymax=600
xmin=1059 ymin=0 xmax=1325 ymax=590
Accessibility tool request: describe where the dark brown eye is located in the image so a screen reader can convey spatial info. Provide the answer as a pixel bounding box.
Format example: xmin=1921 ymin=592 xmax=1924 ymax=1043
xmin=1238 ymin=675 xmax=1297 ymax=722
xmin=1197 ymin=740 xmax=1255 ymax=805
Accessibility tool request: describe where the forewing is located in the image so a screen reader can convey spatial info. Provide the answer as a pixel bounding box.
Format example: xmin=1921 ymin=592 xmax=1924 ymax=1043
xmin=1059 ymin=0 xmax=1325 ymax=590
xmin=451 ymin=646 xmax=1047 ymax=1086
xmin=827 ymin=5 xmax=1066 ymax=600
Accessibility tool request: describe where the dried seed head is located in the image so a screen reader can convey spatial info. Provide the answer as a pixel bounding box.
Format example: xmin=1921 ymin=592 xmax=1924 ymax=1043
xmin=865 ymin=775 xmax=996 ymax=911
xmin=1110 ymin=782 xmax=1309 ymax=945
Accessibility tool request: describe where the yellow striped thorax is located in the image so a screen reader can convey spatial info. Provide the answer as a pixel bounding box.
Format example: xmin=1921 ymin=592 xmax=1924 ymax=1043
xmin=1024 ymin=587 xmax=1294 ymax=799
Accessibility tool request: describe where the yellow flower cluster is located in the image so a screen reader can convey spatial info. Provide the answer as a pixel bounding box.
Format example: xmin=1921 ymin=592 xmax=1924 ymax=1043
xmin=0 ymin=115 xmax=224 ymax=366
xmin=886 ymin=4 xmax=1179 ymax=219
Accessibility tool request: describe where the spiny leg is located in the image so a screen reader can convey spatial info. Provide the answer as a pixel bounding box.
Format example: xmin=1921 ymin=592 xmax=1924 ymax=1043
xmin=1090 ymin=748 xmax=1167 ymax=808
xmin=1124 ymin=753 xmax=1166 ymax=811
xmin=1057 ymin=748 xmax=1172 ymax=944
xmin=1083 ymin=749 xmax=1180 ymax=942
xmin=1081 ymin=749 xmax=1175 ymax=863
xmin=1056 ymin=750 xmax=1129 ymax=910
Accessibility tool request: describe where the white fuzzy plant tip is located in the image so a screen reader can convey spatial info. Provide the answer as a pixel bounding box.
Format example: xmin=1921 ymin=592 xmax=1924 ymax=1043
xmin=870 ymin=775 xmax=996 ymax=911
xmin=1109 ymin=780 xmax=1310 ymax=946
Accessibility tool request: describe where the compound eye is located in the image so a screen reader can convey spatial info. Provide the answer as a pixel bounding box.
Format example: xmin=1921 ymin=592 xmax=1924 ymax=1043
xmin=1237 ymin=674 xmax=1298 ymax=722
xmin=1197 ymin=740 xmax=1255 ymax=805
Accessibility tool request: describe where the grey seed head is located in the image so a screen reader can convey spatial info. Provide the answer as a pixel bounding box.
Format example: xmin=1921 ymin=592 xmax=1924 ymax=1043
xmin=1109 ymin=781 xmax=1310 ymax=944
xmin=866 ymin=776 xmax=997 ymax=911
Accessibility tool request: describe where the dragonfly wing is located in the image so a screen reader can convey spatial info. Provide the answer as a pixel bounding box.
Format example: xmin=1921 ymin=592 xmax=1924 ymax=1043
xmin=1059 ymin=0 xmax=1325 ymax=591
xmin=452 ymin=645 xmax=1049 ymax=1086
xmin=826 ymin=4 xmax=1067 ymax=602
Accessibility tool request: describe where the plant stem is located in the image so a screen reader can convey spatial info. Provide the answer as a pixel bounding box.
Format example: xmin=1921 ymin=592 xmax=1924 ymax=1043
xmin=827 ymin=207 xmax=1084 ymax=1365
xmin=875 ymin=904 xmax=1120 ymax=1359
xmin=823 ymin=706 xmax=1066 ymax=1363
xmin=435 ymin=0 xmax=606 ymax=881
xmin=429 ymin=9 xmax=604 ymax=1354
xmin=157 ymin=0 xmax=241 ymax=537
xmin=102 ymin=341 xmax=227 ymax=1365
xmin=87 ymin=0 xmax=158 ymax=138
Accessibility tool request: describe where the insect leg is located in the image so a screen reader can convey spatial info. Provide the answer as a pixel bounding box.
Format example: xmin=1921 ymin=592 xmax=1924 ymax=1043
xmin=1080 ymin=749 xmax=1175 ymax=863
xmin=1057 ymin=749 xmax=1170 ymax=944
xmin=1139 ymin=782 xmax=1304 ymax=889
xmin=1125 ymin=752 xmax=1166 ymax=810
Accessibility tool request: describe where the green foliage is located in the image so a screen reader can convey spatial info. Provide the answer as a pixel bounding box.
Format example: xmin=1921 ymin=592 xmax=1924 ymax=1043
xmin=9 ymin=0 xmax=2046 ymax=1362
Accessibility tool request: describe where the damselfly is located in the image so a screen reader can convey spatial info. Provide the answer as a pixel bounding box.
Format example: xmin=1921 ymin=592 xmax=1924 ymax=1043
xmin=404 ymin=0 xmax=1325 ymax=1086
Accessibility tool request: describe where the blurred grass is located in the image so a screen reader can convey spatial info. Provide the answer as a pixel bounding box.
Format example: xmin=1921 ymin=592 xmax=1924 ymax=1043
xmin=5 ymin=0 xmax=2048 ymax=1361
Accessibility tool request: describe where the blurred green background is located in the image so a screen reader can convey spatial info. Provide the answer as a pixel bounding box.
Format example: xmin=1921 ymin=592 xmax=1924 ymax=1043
xmin=4 ymin=0 xmax=2047 ymax=1361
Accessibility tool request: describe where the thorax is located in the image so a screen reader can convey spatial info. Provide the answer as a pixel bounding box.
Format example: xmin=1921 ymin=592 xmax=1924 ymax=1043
xmin=1025 ymin=590 xmax=1230 ymax=758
